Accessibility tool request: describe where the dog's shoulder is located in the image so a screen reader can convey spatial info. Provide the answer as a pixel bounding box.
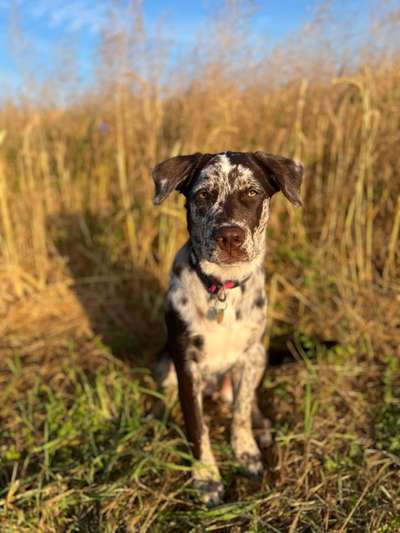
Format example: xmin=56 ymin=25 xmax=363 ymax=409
xmin=167 ymin=242 xmax=204 ymax=318
xmin=170 ymin=242 xmax=191 ymax=280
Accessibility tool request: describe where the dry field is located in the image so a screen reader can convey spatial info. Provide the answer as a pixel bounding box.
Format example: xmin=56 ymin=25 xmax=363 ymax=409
xmin=0 ymin=2 xmax=399 ymax=531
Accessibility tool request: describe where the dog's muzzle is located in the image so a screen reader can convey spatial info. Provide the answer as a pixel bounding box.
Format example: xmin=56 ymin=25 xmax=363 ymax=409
xmin=213 ymin=225 xmax=247 ymax=263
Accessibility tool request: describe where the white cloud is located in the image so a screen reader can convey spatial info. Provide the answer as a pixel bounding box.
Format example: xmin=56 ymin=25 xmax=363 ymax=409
xmin=0 ymin=0 xmax=113 ymax=35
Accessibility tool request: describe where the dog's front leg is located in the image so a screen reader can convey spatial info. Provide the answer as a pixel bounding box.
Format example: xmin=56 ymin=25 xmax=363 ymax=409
xmin=173 ymin=357 xmax=224 ymax=505
xmin=231 ymin=343 xmax=266 ymax=477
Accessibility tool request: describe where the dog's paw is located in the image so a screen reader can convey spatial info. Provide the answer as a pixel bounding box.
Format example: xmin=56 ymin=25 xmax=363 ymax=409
xmin=252 ymin=407 xmax=273 ymax=448
xmin=192 ymin=460 xmax=224 ymax=506
xmin=237 ymin=452 xmax=263 ymax=479
xmin=232 ymin=429 xmax=264 ymax=479
xmin=254 ymin=421 xmax=273 ymax=449
xmin=256 ymin=429 xmax=272 ymax=448
xmin=192 ymin=478 xmax=224 ymax=506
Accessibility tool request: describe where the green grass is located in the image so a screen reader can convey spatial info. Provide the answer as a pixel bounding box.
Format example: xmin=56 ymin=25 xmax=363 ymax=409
xmin=0 ymin=212 xmax=398 ymax=531
xmin=0 ymin=5 xmax=399 ymax=528
xmin=1 ymin=340 xmax=399 ymax=532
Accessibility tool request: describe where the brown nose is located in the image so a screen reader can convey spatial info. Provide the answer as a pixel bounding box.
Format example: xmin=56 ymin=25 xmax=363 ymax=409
xmin=214 ymin=226 xmax=245 ymax=253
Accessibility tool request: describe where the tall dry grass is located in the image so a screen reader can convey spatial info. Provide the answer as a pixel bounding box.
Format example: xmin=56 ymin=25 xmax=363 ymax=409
xmin=0 ymin=1 xmax=399 ymax=355
xmin=0 ymin=5 xmax=399 ymax=529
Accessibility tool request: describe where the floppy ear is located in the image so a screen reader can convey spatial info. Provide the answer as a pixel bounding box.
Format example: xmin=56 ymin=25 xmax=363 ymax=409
xmin=252 ymin=151 xmax=304 ymax=207
xmin=152 ymin=153 xmax=214 ymax=205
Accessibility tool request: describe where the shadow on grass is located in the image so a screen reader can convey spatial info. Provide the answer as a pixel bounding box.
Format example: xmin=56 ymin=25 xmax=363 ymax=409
xmin=47 ymin=212 xmax=344 ymax=497
xmin=49 ymin=211 xmax=165 ymax=368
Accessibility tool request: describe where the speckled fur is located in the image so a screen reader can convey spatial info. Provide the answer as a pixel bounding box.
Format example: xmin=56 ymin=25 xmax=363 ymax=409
xmin=189 ymin=154 xmax=271 ymax=265
xmin=152 ymin=151 xmax=303 ymax=505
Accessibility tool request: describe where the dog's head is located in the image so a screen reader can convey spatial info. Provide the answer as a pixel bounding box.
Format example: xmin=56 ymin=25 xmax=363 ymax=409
xmin=152 ymin=151 xmax=303 ymax=265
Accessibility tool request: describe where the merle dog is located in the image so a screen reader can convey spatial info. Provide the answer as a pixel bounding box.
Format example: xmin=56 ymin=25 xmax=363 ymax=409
xmin=152 ymin=151 xmax=303 ymax=505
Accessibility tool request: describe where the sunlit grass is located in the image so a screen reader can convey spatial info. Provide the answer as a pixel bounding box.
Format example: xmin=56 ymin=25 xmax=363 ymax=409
xmin=0 ymin=1 xmax=399 ymax=530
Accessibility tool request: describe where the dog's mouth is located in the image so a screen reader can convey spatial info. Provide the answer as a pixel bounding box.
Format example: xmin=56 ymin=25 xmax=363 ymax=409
xmin=214 ymin=247 xmax=248 ymax=265
xmin=193 ymin=227 xmax=250 ymax=265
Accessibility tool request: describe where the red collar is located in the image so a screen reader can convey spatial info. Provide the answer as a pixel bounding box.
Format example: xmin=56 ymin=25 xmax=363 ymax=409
xmin=189 ymin=251 xmax=251 ymax=302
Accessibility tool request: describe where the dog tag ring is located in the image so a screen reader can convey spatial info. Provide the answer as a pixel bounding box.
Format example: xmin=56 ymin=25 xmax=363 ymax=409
xmin=215 ymin=295 xmax=227 ymax=323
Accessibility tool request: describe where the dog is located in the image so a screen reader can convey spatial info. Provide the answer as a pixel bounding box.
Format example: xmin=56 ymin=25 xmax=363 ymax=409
xmin=152 ymin=151 xmax=303 ymax=505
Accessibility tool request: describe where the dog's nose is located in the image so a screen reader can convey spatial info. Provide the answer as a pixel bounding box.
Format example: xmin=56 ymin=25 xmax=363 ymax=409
xmin=214 ymin=226 xmax=245 ymax=252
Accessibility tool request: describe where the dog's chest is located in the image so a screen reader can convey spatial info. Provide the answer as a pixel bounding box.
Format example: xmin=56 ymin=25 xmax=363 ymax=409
xmin=168 ymin=267 xmax=266 ymax=375
xmin=193 ymin=308 xmax=261 ymax=374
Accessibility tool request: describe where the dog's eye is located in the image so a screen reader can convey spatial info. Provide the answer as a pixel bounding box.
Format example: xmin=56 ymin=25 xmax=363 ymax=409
xmin=196 ymin=190 xmax=209 ymax=201
xmin=247 ymin=188 xmax=259 ymax=198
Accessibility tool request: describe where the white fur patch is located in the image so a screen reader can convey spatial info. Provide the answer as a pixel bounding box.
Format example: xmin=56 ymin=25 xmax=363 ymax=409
xmin=168 ymin=245 xmax=267 ymax=379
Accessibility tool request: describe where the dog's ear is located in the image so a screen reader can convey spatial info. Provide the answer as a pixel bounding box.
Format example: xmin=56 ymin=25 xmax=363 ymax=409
xmin=252 ymin=151 xmax=304 ymax=207
xmin=152 ymin=153 xmax=214 ymax=205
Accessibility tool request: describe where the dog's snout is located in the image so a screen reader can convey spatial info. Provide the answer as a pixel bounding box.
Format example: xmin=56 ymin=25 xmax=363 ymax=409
xmin=214 ymin=226 xmax=245 ymax=252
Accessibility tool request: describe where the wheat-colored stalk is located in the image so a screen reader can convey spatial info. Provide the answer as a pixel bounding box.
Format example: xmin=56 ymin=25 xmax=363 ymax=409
xmin=0 ymin=3 xmax=398 ymax=303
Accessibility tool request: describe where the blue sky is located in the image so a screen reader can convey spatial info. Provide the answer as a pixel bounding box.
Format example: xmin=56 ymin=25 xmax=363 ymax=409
xmin=0 ymin=0 xmax=369 ymax=97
